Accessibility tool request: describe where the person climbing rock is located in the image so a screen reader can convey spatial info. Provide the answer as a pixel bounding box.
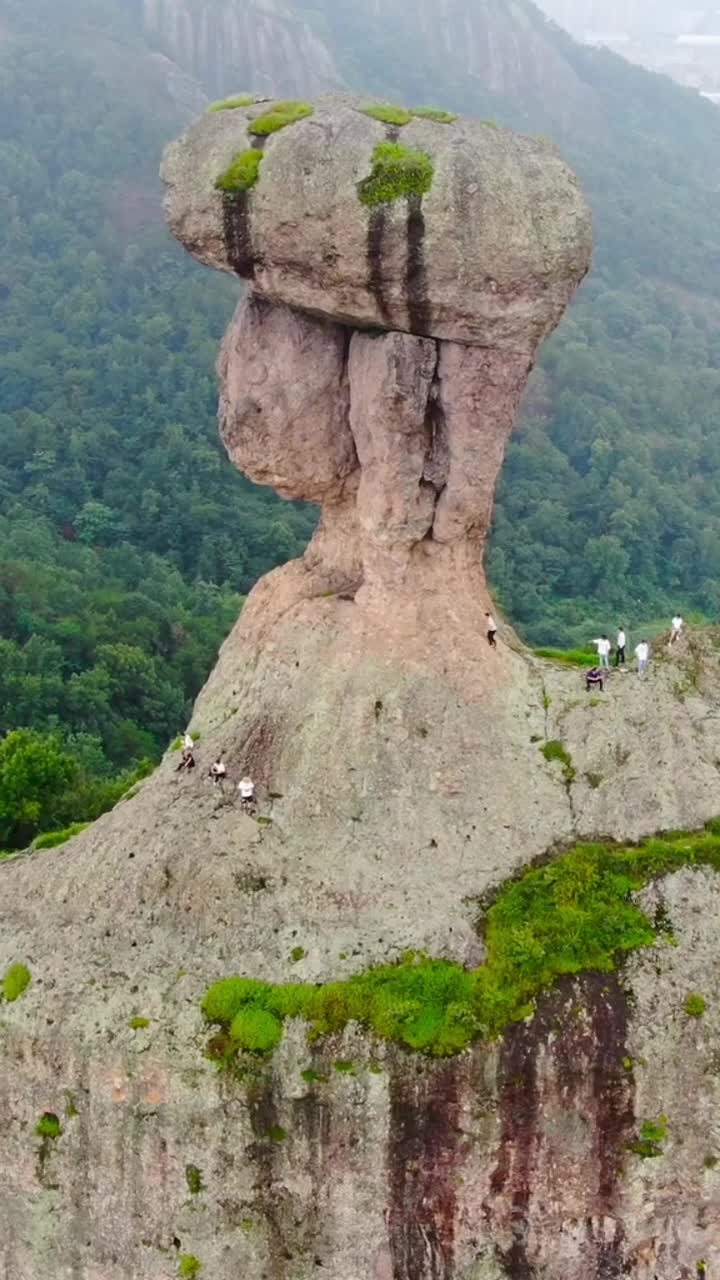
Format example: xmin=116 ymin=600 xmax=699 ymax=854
xmin=635 ymin=639 xmax=650 ymax=677
xmin=615 ymin=628 xmax=626 ymax=667
xmin=670 ymin=614 xmax=684 ymax=645
xmin=182 ymin=731 xmax=194 ymax=751
xmin=593 ymin=635 xmax=611 ymax=670
xmin=176 ymin=746 xmax=196 ymax=773
xmin=210 ymin=757 xmax=227 ymax=788
xmin=485 ymin=612 xmax=497 ymax=647
xmin=585 ymin=666 xmax=604 ymax=693
xmin=238 ymin=774 xmax=256 ymax=814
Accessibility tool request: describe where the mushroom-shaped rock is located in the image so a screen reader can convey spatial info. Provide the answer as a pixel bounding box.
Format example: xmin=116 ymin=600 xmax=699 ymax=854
xmin=162 ymin=93 xmax=592 ymax=350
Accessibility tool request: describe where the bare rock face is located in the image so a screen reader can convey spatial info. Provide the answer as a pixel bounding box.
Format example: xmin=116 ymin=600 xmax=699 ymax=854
xmin=162 ymin=93 xmax=592 ymax=349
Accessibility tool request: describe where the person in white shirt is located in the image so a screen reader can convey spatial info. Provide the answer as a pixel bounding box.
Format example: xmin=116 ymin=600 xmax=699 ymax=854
xmin=593 ymin=636 xmax=611 ymax=670
xmin=615 ymin=628 xmax=627 ymax=667
xmin=485 ymin=612 xmax=497 ymax=648
xmin=670 ymin=614 xmax=684 ymax=645
xmin=238 ymin=775 xmax=256 ymax=813
xmin=182 ymin=732 xmax=194 ymax=751
xmin=635 ymin=640 xmax=650 ymax=676
xmin=210 ymin=757 xmax=227 ymax=788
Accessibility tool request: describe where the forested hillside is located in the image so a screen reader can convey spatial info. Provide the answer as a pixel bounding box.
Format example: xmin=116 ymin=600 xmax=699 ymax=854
xmin=4 ymin=0 xmax=720 ymax=844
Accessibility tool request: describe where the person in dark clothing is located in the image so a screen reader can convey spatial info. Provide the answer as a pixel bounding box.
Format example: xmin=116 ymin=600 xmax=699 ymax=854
xmin=485 ymin=612 xmax=497 ymax=647
xmin=615 ymin=628 xmax=626 ymax=667
xmin=585 ymin=666 xmax=604 ymax=693
xmin=176 ymin=747 xmax=196 ymax=772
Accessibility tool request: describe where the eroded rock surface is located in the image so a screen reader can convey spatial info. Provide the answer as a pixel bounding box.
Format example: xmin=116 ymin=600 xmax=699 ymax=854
xmin=162 ymin=93 xmax=592 ymax=348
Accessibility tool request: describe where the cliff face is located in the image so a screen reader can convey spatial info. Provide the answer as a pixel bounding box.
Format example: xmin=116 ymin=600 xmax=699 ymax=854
xmin=4 ymin=91 xmax=720 ymax=1280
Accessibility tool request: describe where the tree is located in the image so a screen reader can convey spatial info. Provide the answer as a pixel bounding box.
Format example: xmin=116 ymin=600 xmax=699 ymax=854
xmin=0 ymin=730 xmax=78 ymax=849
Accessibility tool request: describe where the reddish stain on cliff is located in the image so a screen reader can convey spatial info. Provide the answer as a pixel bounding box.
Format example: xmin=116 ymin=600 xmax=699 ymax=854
xmin=387 ymin=1058 xmax=463 ymax=1280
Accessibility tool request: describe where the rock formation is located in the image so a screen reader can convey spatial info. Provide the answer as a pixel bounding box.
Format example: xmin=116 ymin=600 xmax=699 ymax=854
xmin=4 ymin=93 xmax=720 ymax=1280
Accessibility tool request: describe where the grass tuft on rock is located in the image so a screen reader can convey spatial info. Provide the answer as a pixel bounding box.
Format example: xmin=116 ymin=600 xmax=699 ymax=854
xmin=534 ymin=647 xmax=597 ymax=667
xmin=627 ymin=1116 xmax=668 ymax=1158
xmin=178 ymin=1257 xmax=202 ymax=1279
xmin=685 ymin=993 xmax=707 ymax=1018
xmin=362 ymin=103 xmax=412 ymax=126
xmin=358 ymin=142 xmax=434 ymax=207
xmin=36 ymin=1112 xmax=62 ymax=1139
xmin=248 ymin=100 xmax=313 ymax=136
xmin=215 ymin=149 xmax=263 ymax=194
xmin=2 ymin=962 xmax=31 ymax=1002
xmin=201 ymin=824 xmax=720 ymax=1062
xmin=411 ymin=106 xmax=458 ymax=124
xmin=128 ymin=1016 xmax=151 ymax=1030
xmin=208 ymin=94 xmax=256 ymax=112
xmin=32 ymin=822 xmax=89 ymax=850
xmin=540 ymin=739 xmax=576 ymax=784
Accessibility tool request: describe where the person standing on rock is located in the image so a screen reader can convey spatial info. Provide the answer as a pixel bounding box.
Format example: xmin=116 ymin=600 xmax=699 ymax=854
xmin=182 ymin=731 xmax=194 ymax=751
xmin=593 ymin=635 xmax=611 ymax=670
xmin=238 ymin=774 xmax=256 ymax=814
xmin=615 ymin=628 xmax=627 ymax=667
xmin=485 ymin=612 xmax=497 ymax=648
xmin=210 ymin=757 xmax=227 ymax=788
xmin=670 ymin=614 xmax=684 ymax=645
xmin=635 ymin=639 xmax=650 ymax=677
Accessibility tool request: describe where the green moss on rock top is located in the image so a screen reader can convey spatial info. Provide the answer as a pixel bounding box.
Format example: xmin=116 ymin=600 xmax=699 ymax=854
xmin=358 ymin=142 xmax=434 ymax=207
xmin=208 ymin=94 xmax=257 ymax=112
xmin=202 ymin=823 xmax=720 ymax=1062
xmin=412 ymin=106 xmax=458 ymax=124
xmin=248 ymin=100 xmax=313 ymax=136
xmin=361 ymin=103 xmax=413 ymax=126
xmin=215 ymin=149 xmax=263 ymax=194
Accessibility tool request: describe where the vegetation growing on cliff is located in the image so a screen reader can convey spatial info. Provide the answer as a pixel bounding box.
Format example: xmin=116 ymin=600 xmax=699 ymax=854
xmin=247 ymin=101 xmax=314 ymax=136
xmin=208 ymin=95 xmax=257 ymax=112
xmin=2 ymin=963 xmax=31 ymax=1002
xmin=358 ymin=142 xmax=434 ymax=206
xmin=361 ymin=104 xmax=412 ymax=126
xmin=202 ymin=824 xmax=720 ymax=1061
xmin=215 ymin=149 xmax=263 ymax=193
xmin=411 ymin=106 xmax=457 ymax=123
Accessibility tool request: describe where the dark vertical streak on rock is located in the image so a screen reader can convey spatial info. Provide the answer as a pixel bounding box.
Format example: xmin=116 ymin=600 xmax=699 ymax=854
xmin=406 ymin=194 xmax=431 ymax=335
xmin=246 ymin=1081 xmax=290 ymax=1280
xmin=222 ymin=191 xmax=256 ymax=279
xmin=589 ymin=973 xmax=633 ymax=1278
xmin=367 ymin=207 xmax=392 ymax=324
xmin=387 ymin=1058 xmax=461 ymax=1280
xmin=490 ymin=1020 xmax=539 ymax=1280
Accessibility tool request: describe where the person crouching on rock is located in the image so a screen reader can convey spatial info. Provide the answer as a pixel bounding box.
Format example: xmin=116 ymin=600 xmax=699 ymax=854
xmin=585 ymin=666 xmax=604 ymax=694
xmin=238 ymin=774 xmax=256 ymax=814
xmin=210 ymin=757 xmax=227 ymax=788
xmin=176 ymin=745 xmax=196 ymax=772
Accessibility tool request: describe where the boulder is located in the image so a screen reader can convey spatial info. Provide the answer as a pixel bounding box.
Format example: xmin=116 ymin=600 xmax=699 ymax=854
xmin=162 ymin=92 xmax=592 ymax=349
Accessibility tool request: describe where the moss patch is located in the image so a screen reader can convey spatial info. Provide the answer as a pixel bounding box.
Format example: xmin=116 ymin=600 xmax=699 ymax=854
xmin=290 ymin=946 xmax=306 ymax=964
xmin=128 ymin=1016 xmax=151 ymax=1030
xmin=685 ymin=993 xmax=707 ymax=1018
xmin=36 ymin=1112 xmax=62 ymax=1139
xmin=411 ymin=106 xmax=457 ymax=124
xmin=534 ymin=647 xmax=597 ymax=667
xmin=215 ymin=149 xmax=263 ymax=194
xmin=540 ymin=739 xmax=576 ymax=784
xmin=358 ymin=142 xmax=434 ymax=207
xmin=362 ymin=103 xmax=412 ymax=126
xmin=32 ymin=822 xmax=89 ymax=850
xmin=185 ymin=1164 xmax=204 ymax=1195
xmin=208 ymin=94 xmax=256 ymax=112
xmin=2 ymin=962 xmax=31 ymax=1002
xmin=178 ymin=1257 xmax=202 ymax=1279
xmin=248 ymin=100 xmax=313 ymax=136
xmin=627 ymin=1116 xmax=668 ymax=1158
xmin=201 ymin=824 xmax=720 ymax=1062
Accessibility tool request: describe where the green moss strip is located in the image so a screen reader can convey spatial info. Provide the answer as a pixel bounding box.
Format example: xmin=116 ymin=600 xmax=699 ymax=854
xmin=208 ymin=94 xmax=257 ymax=112
xmin=2 ymin=962 xmax=31 ymax=1002
xmin=36 ymin=1112 xmax=62 ymax=1139
xmin=32 ymin=822 xmax=89 ymax=850
xmin=411 ymin=106 xmax=457 ymax=124
xmin=358 ymin=142 xmax=434 ymax=207
xmin=362 ymin=104 xmax=412 ymax=126
xmin=215 ymin=149 xmax=263 ymax=193
xmin=534 ymin=647 xmax=597 ymax=667
xmin=202 ymin=823 xmax=720 ymax=1061
xmin=248 ymin=100 xmax=313 ymax=136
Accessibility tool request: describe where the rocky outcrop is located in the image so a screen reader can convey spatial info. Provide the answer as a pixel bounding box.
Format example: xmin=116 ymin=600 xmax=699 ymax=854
xmin=4 ymin=91 xmax=720 ymax=1280
xmin=163 ymin=94 xmax=592 ymax=347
